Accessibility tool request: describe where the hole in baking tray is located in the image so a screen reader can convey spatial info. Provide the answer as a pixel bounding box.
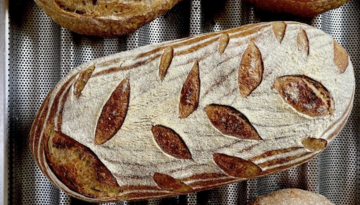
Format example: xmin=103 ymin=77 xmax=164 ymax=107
xmin=93 ymin=0 xmax=97 ymax=6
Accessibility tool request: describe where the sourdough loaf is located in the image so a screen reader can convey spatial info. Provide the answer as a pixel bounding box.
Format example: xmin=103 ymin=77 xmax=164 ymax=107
xmin=30 ymin=22 xmax=355 ymax=202
xmin=243 ymin=0 xmax=352 ymax=17
xmin=246 ymin=189 xmax=335 ymax=205
xmin=34 ymin=0 xmax=182 ymax=37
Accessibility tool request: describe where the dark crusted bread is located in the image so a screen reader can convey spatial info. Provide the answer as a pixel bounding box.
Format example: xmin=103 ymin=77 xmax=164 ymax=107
xmin=34 ymin=0 xmax=182 ymax=37
xmin=243 ymin=0 xmax=352 ymax=17
xmin=30 ymin=22 xmax=354 ymax=202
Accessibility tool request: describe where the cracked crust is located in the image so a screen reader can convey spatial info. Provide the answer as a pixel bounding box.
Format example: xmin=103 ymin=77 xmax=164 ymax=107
xmin=34 ymin=0 xmax=183 ymax=37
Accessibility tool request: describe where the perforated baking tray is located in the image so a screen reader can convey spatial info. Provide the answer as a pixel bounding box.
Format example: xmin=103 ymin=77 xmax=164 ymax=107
xmin=4 ymin=0 xmax=360 ymax=204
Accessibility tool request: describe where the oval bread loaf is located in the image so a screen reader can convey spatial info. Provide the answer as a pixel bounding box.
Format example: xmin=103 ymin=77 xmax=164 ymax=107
xmin=243 ymin=0 xmax=352 ymax=17
xmin=246 ymin=189 xmax=335 ymax=205
xmin=34 ymin=0 xmax=182 ymax=37
xmin=30 ymin=22 xmax=355 ymax=202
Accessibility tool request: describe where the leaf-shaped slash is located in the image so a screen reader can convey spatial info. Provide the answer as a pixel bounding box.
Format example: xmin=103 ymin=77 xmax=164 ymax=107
xmin=302 ymin=138 xmax=327 ymax=151
xmin=213 ymin=153 xmax=261 ymax=178
xmin=73 ymin=65 xmax=95 ymax=98
xmin=151 ymin=125 xmax=192 ymax=159
xmin=205 ymin=104 xmax=262 ymax=140
xmin=95 ymin=77 xmax=130 ymax=145
xmin=273 ymin=75 xmax=334 ymax=117
xmin=45 ymin=130 xmax=121 ymax=197
xmin=153 ymin=173 xmax=193 ymax=193
xmin=272 ymin=22 xmax=286 ymax=43
xmin=238 ymin=41 xmax=263 ymax=97
xmin=333 ymin=40 xmax=349 ymax=73
xmin=159 ymin=47 xmax=174 ymax=80
xmin=297 ymin=29 xmax=309 ymax=56
xmin=179 ymin=61 xmax=200 ymax=119
xmin=218 ymin=34 xmax=229 ymax=55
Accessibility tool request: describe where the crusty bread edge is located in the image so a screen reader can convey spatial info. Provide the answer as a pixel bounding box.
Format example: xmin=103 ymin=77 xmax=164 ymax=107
xmin=34 ymin=0 xmax=182 ymax=37
xmin=29 ymin=22 xmax=355 ymax=202
xmin=242 ymin=0 xmax=352 ymax=17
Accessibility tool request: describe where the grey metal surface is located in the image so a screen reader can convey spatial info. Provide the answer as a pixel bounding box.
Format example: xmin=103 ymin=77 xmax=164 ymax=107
xmin=1 ymin=0 xmax=9 ymax=204
xmin=6 ymin=0 xmax=360 ymax=204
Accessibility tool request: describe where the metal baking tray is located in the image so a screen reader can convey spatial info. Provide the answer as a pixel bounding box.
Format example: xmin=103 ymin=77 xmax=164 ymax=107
xmin=3 ymin=0 xmax=360 ymax=204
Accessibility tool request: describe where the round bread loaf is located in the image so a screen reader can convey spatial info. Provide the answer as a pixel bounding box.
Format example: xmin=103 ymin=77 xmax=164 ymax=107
xmin=30 ymin=22 xmax=354 ymax=202
xmin=243 ymin=0 xmax=352 ymax=17
xmin=34 ymin=0 xmax=182 ymax=37
xmin=247 ymin=189 xmax=335 ymax=205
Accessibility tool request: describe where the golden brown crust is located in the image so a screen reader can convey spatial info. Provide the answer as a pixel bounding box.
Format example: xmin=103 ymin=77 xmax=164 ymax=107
xmin=95 ymin=77 xmax=130 ymax=145
xmin=159 ymin=47 xmax=174 ymax=80
xmin=250 ymin=147 xmax=303 ymax=162
xmin=153 ymin=173 xmax=193 ymax=193
xmin=73 ymin=65 xmax=95 ymax=98
xmin=29 ymin=22 xmax=354 ymax=202
xmin=179 ymin=61 xmax=200 ymax=119
xmin=188 ymin=178 xmax=235 ymax=188
xmin=297 ymin=29 xmax=309 ymax=56
xmin=333 ymin=40 xmax=349 ymax=73
xmin=273 ymin=75 xmax=335 ymax=117
xmin=45 ymin=130 xmax=122 ymax=198
xmin=205 ymin=104 xmax=262 ymax=140
xmin=238 ymin=41 xmax=264 ymax=97
xmin=272 ymin=22 xmax=286 ymax=43
xmin=218 ymin=34 xmax=230 ymax=55
xmin=243 ymin=0 xmax=352 ymax=17
xmin=151 ymin=125 xmax=192 ymax=159
xmin=302 ymin=138 xmax=327 ymax=151
xmin=34 ymin=0 xmax=183 ymax=37
xmin=181 ymin=173 xmax=227 ymax=182
xmin=213 ymin=153 xmax=262 ymax=178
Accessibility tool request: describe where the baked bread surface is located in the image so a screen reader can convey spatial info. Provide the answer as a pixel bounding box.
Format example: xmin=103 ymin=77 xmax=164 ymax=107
xmin=243 ymin=0 xmax=351 ymax=17
xmin=247 ymin=189 xmax=335 ymax=205
xmin=30 ymin=22 xmax=355 ymax=202
xmin=34 ymin=0 xmax=182 ymax=37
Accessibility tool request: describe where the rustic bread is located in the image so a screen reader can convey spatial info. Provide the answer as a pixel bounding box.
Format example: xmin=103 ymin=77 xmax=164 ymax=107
xmin=30 ymin=22 xmax=354 ymax=202
xmin=247 ymin=189 xmax=335 ymax=205
xmin=243 ymin=0 xmax=352 ymax=17
xmin=34 ymin=0 xmax=182 ymax=37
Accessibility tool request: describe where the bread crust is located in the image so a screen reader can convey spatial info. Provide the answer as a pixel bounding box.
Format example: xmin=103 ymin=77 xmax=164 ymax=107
xmin=30 ymin=22 xmax=355 ymax=202
xmin=243 ymin=0 xmax=352 ymax=17
xmin=34 ymin=0 xmax=182 ymax=37
xmin=247 ymin=189 xmax=335 ymax=205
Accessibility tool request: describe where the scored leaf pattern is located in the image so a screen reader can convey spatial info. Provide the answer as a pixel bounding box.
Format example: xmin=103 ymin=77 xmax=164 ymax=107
xmin=205 ymin=104 xmax=262 ymax=140
xmin=45 ymin=130 xmax=121 ymax=197
xmin=73 ymin=65 xmax=95 ymax=98
xmin=153 ymin=173 xmax=193 ymax=193
xmin=272 ymin=22 xmax=286 ymax=43
xmin=179 ymin=61 xmax=200 ymax=119
xmin=213 ymin=153 xmax=262 ymax=178
xmin=159 ymin=47 xmax=174 ymax=80
xmin=218 ymin=34 xmax=230 ymax=55
xmin=273 ymin=75 xmax=334 ymax=117
xmin=238 ymin=41 xmax=264 ymax=97
xmin=297 ymin=29 xmax=309 ymax=56
xmin=333 ymin=40 xmax=349 ymax=73
xmin=151 ymin=125 xmax=192 ymax=159
xmin=302 ymin=138 xmax=327 ymax=151
xmin=95 ymin=77 xmax=130 ymax=145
